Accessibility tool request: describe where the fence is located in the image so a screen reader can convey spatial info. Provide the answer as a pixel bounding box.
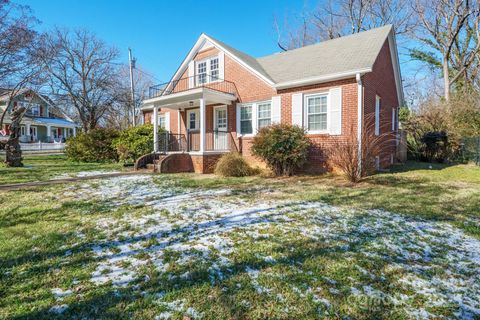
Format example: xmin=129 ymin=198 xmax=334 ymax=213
xmin=459 ymin=137 xmax=480 ymax=165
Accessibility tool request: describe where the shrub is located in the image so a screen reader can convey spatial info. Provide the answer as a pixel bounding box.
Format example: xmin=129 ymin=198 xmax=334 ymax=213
xmin=113 ymin=124 xmax=155 ymax=163
xmin=214 ymin=152 xmax=255 ymax=177
xmin=251 ymin=124 xmax=310 ymax=176
xmin=327 ymin=122 xmax=394 ymax=183
xmin=65 ymin=128 xmax=119 ymax=162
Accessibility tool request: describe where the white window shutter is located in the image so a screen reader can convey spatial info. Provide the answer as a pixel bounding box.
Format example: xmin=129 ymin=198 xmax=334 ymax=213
xmin=164 ymin=112 xmax=170 ymax=132
xmin=328 ymin=87 xmax=342 ymax=135
xmin=188 ymin=61 xmax=195 ymax=88
xmin=271 ymin=96 xmax=281 ymax=124
xmin=392 ymin=107 xmax=396 ymax=131
xmin=375 ymin=96 xmax=380 ymax=135
xmin=291 ymin=93 xmax=303 ymax=127
xmin=218 ymin=51 xmax=225 ymax=80
xmin=236 ymin=103 xmax=242 ymax=135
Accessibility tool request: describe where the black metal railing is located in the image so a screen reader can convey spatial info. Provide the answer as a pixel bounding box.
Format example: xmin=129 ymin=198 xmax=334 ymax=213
xmin=149 ymin=75 xmax=237 ymax=99
xmin=157 ymin=132 xmax=187 ymax=153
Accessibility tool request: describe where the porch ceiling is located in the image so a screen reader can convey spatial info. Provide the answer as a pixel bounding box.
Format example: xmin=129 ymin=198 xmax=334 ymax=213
xmin=141 ymin=87 xmax=236 ymax=111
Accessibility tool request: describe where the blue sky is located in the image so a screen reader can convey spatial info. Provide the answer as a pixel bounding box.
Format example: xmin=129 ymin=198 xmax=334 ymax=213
xmin=20 ymin=0 xmax=309 ymax=84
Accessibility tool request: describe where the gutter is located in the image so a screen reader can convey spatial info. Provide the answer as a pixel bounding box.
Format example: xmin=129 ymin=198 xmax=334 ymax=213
xmin=356 ymin=73 xmax=363 ymax=177
xmin=274 ymin=68 xmax=372 ymax=90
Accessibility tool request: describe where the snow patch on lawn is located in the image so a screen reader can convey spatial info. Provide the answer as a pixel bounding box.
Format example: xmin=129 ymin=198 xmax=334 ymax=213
xmin=73 ymin=175 xmax=480 ymax=319
xmin=51 ymin=288 xmax=73 ymax=300
xmin=49 ymin=304 xmax=69 ymax=314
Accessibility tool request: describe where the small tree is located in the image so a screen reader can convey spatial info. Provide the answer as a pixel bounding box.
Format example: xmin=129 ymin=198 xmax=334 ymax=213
xmin=251 ymin=124 xmax=310 ymax=176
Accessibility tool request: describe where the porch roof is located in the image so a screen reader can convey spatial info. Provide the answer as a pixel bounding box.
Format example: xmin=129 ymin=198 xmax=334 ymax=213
xmin=141 ymin=87 xmax=236 ymax=111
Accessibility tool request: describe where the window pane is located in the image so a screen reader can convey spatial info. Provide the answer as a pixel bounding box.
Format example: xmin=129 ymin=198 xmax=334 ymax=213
xmin=216 ymin=109 xmax=227 ymax=129
xmin=158 ymin=115 xmax=166 ymax=129
xmin=189 ymin=112 xmax=196 ymax=129
xmin=257 ymin=102 xmax=271 ymax=129
xmin=240 ymin=106 xmax=252 ymax=120
xmin=306 ymin=94 xmax=327 ymax=131
xmin=197 ymin=61 xmax=207 ymax=85
xmin=240 ymin=120 xmax=252 ymax=134
xmin=258 ymin=119 xmax=271 ymax=129
xmin=210 ymin=58 xmax=219 ymax=80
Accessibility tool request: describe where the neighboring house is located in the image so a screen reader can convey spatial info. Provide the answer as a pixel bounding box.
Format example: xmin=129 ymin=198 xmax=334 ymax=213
xmin=141 ymin=25 xmax=403 ymax=173
xmin=0 ymin=89 xmax=78 ymax=143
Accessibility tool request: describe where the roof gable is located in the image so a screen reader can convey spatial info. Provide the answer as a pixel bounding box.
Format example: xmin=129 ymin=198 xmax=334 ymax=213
xmin=168 ymin=25 xmax=403 ymax=103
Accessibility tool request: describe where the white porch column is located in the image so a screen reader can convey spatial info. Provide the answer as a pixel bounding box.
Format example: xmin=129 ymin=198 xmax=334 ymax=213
xmin=199 ymin=97 xmax=206 ymax=153
xmin=25 ymin=123 xmax=31 ymax=142
xmin=46 ymin=125 xmax=52 ymax=142
xmin=73 ymin=127 xmax=77 ymax=137
xmin=153 ymin=106 xmax=159 ymax=153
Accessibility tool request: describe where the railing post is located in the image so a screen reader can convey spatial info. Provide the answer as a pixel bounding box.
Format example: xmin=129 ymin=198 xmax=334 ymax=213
xmin=199 ymin=98 xmax=205 ymax=153
xmin=153 ymin=106 xmax=158 ymax=153
xmin=164 ymin=132 xmax=168 ymax=153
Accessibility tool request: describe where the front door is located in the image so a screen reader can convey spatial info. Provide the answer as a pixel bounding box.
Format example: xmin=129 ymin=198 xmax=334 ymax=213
xmin=214 ymin=106 xmax=228 ymax=150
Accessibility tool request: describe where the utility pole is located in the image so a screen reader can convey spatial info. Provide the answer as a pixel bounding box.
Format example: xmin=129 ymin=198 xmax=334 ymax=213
xmin=128 ymin=48 xmax=136 ymax=126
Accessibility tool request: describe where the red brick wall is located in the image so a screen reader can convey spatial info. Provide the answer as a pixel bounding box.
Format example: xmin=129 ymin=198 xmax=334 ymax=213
xmin=363 ymin=39 xmax=399 ymax=167
xmin=142 ymin=38 xmax=400 ymax=173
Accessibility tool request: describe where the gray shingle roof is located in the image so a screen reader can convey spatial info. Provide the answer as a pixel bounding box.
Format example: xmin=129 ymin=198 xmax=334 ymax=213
xmin=206 ymin=36 xmax=275 ymax=83
xmin=208 ymin=25 xmax=393 ymax=85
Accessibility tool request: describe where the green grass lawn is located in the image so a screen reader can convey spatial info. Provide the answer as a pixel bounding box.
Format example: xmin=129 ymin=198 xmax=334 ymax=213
xmin=0 ymin=156 xmax=479 ymax=319
xmin=0 ymin=154 xmax=125 ymax=184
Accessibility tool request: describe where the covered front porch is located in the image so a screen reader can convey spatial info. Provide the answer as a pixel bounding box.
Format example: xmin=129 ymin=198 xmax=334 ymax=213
xmin=143 ymin=86 xmax=239 ymax=155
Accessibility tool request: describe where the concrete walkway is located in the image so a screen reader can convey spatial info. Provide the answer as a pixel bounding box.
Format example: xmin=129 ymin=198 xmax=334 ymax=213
xmin=0 ymin=170 xmax=151 ymax=191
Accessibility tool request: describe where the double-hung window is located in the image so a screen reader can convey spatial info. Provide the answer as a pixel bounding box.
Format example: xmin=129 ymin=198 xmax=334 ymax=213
xmin=196 ymin=56 xmax=221 ymax=85
xmin=197 ymin=61 xmax=207 ymax=85
xmin=240 ymin=105 xmax=253 ymax=135
xmin=257 ymin=102 xmax=271 ymax=129
xmin=210 ymin=58 xmax=219 ymax=81
xmin=30 ymin=104 xmax=40 ymax=116
xmin=306 ymin=94 xmax=328 ymax=131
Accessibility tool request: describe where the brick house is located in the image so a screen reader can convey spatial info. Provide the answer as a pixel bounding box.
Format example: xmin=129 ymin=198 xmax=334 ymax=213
xmin=140 ymin=25 xmax=403 ymax=174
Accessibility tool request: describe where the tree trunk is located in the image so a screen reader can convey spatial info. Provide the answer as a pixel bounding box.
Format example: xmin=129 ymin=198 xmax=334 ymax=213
xmin=4 ymin=106 xmax=26 ymax=167
xmin=443 ymin=57 xmax=450 ymax=101
xmin=4 ymin=135 xmax=23 ymax=167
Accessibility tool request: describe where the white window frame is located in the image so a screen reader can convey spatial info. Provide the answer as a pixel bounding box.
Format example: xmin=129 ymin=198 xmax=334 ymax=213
xmin=375 ymin=95 xmax=381 ymax=136
xmin=187 ymin=109 xmax=200 ymax=130
xmin=392 ymin=107 xmax=396 ymax=131
xmin=196 ymin=56 xmax=221 ymax=85
xmin=20 ymin=125 xmax=26 ymax=136
xmin=304 ymin=92 xmax=329 ymax=134
xmin=238 ymin=100 xmax=272 ymax=137
xmin=257 ymin=101 xmax=272 ymax=129
xmin=213 ymin=105 xmax=227 ymax=131
xmin=239 ymin=104 xmax=253 ymax=136
xmin=29 ymin=103 xmax=40 ymax=116
xmin=158 ymin=113 xmax=166 ymax=130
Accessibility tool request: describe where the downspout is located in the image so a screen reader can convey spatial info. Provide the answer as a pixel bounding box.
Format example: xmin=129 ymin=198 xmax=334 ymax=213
xmin=356 ymin=73 xmax=363 ymax=177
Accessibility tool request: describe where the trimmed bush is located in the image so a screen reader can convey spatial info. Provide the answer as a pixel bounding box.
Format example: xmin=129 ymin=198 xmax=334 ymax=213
xmin=251 ymin=124 xmax=310 ymax=176
xmin=113 ymin=124 xmax=156 ymax=163
xmin=65 ymin=128 xmax=119 ymax=162
xmin=214 ymin=152 xmax=255 ymax=177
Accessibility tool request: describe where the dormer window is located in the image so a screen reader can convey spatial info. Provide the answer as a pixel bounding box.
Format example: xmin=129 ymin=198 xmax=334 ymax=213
xmin=196 ymin=56 xmax=220 ymax=85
